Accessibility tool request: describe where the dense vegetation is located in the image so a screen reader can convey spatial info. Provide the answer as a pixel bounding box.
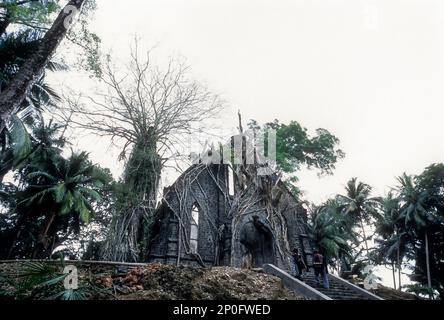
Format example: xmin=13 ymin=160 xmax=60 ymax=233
xmin=308 ymin=169 xmax=444 ymax=299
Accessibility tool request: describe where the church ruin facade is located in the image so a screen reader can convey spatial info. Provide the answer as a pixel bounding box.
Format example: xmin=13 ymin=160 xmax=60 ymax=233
xmin=149 ymin=157 xmax=314 ymax=271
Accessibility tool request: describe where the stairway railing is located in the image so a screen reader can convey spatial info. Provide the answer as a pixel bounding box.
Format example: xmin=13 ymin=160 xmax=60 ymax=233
xmin=263 ymin=264 xmax=332 ymax=300
xmin=327 ymin=273 xmax=383 ymax=300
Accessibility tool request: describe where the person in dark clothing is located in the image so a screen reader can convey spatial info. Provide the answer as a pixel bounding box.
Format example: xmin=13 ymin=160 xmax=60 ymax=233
xmin=313 ymin=250 xmax=329 ymax=288
xmin=292 ymin=248 xmax=307 ymax=280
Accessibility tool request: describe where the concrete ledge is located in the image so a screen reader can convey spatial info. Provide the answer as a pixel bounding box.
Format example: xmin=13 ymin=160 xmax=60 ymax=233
xmin=328 ymin=273 xmax=384 ymax=300
xmin=263 ymin=264 xmax=332 ymax=300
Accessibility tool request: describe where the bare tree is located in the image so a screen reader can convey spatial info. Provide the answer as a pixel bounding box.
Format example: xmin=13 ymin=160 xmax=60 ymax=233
xmin=61 ymin=44 xmax=223 ymax=261
xmin=64 ymin=46 xmax=222 ymax=161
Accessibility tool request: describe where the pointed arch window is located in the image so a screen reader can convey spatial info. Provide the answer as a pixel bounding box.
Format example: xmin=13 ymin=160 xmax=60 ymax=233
xmin=228 ymin=166 xmax=235 ymax=196
xmin=190 ymin=204 xmax=200 ymax=253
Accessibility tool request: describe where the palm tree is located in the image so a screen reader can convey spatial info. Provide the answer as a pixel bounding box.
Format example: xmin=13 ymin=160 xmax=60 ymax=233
xmin=0 ymin=1 xmax=61 ymax=37
xmin=338 ymin=177 xmax=380 ymax=259
xmin=0 ymin=30 xmax=63 ymax=115
xmin=375 ymin=192 xmax=409 ymax=290
xmin=0 ymin=0 xmax=86 ymax=133
xmin=397 ymin=173 xmax=435 ymax=298
xmin=0 ymin=31 xmax=64 ymax=182
xmin=0 ymin=117 xmax=66 ymax=182
xmin=308 ymin=201 xmax=352 ymax=271
xmin=10 ymin=151 xmax=111 ymax=258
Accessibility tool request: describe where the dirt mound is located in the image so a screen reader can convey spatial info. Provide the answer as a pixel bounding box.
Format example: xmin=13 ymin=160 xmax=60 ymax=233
xmin=0 ymin=261 xmax=303 ymax=300
xmin=99 ymin=263 xmax=302 ymax=300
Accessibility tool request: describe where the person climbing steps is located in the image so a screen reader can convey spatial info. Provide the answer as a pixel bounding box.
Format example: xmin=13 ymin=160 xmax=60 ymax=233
xmin=313 ymin=249 xmax=329 ymax=289
xmin=292 ymin=248 xmax=307 ymax=281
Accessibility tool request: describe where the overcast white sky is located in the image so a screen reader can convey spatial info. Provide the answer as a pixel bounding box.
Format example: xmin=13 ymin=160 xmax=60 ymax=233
xmin=54 ymin=0 xmax=444 ymax=205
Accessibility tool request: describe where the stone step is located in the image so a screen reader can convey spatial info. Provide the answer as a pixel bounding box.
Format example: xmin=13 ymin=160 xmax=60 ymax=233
xmin=298 ymin=271 xmax=371 ymax=300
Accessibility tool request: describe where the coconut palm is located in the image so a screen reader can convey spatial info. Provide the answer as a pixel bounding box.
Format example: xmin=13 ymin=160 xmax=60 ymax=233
xmin=8 ymin=151 xmax=111 ymax=258
xmin=0 ymin=0 xmax=61 ymax=37
xmin=0 ymin=118 xmax=66 ymax=182
xmin=397 ymin=173 xmax=439 ymax=298
xmin=338 ymin=177 xmax=381 ymax=259
xmin=0 ymin=31 xmax=65 ymax=182
xmin=374 ymin=192 xmax=409 ymax=290
xmin=308 ymin=201 xmax=352 ymax=271
xmin=0 ymin=30 xmax=64 ymax=103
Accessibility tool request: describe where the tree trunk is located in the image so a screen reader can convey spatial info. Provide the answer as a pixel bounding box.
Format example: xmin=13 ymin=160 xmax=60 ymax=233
xmin=397 ymin=242 xmax=402 ymax=291
xmin=0 ymin=17 xmax=10 ymax=36
xmin=398 ymin=267 xmax=402 ymax=291
xmin=41 ymin=212 xmax=57 ymax=244
xmin=360 ymin=218 xmax=370 ymax=258
xmin=6 ymin=229 xmax=22 ymax=259
xmin=103 ymin=140 xmax=161 ymax=262
xmin=397 ymin=244 xmax=401 ymax=291
xmin=425 ymin=230 xmax=432 ymax=299
xmin=391 ymin=262 xmax=397 ymax=290
xmin=0 ymin=0 xmax=86 ymax=132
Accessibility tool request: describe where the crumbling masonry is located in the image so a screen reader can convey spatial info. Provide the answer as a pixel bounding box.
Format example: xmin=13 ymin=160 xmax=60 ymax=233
xmin=149 ymin=139 xmax=314 ymax=272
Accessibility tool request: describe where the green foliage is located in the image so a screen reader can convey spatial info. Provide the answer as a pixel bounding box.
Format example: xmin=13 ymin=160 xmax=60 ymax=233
xmin=62 ymin=0 xmax=102 ymax=77
xmin=339 ymin=178 xmax=381 ymax=225
xmin=247 ymin=119 xmax=344 ymax=198
xmin=0 ymin=30 xmax=62 ymax=108
xmin=397 ymin=173 xmax=431 ymax=230
xmin=259 ymin=119 xmax=345 ymax=175
xmin=1 ymin=120 xmax=66 ymax=185
xmin=336 ymin=177 xmax=381 ymax=261
xmin=373 ymin=193 xmax=410 ymax=266
xmin=18 ymin=261 xmax=65 ymax=288
xmin=121 ymin=140 xmax=161 ymax=200
xmin=0 ymin=122 xmax=113 ymax=259
xmin=0 ymin=30 xmax=40 ymax=88
xmin=0 ymin=30 xmax=65 ymax=181
xmin=399 ymin=167 xmax=444 ymax=299
xmin=308 ymin=199 xmax=353 ymax=266
xmin=369 ymin=165 xmax=444 ymax=298
xmin=72 ymin=19 xmax=102 ymax=77
xmin=102 ymin=140 xmax=161 ymax=262
xmin=7 ymin=114 xmax=31 ymax=168
xmin=404 ymin=284 xmax=436 ymax=299
xmin=375 ymin=192 xmax=401 ymax=237
xmin=1 ymin=0 xmax=101 ymax=77
xmin=282 ymin=176 xmax=302 ymax=199
xmin=0 ymin=1 xmax=61 ymax=28
xmin=19 ymin=150 xmax=112 ymax=222
xmin=0 ymin=261 xmax=102 ymax=300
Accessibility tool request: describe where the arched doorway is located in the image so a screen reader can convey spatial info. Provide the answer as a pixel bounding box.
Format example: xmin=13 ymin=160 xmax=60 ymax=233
xmin=239 ymin=216 xmax=274 ymax=268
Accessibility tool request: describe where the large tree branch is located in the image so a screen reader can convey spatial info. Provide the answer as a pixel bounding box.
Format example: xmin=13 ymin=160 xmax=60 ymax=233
xmin=0 ymin=0 xmax=87 ymax=132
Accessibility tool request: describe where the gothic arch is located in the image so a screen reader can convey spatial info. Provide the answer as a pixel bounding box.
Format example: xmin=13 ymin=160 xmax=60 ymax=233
xmin=189 ymin=202 xmax=200 ymax=253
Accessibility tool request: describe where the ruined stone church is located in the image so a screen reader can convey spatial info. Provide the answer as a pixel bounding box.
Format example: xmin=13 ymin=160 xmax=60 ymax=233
xmin=148 ymin=136 xmax=313 ymax=272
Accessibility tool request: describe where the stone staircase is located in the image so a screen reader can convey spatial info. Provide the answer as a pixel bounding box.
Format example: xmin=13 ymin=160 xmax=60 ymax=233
xmin=263 ymin=264 xmax=383 ymax=300
xmin=302 ymin=271 xmax=378 ymax=300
